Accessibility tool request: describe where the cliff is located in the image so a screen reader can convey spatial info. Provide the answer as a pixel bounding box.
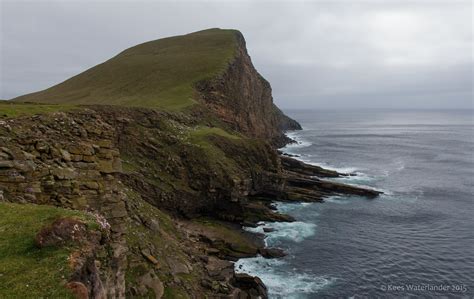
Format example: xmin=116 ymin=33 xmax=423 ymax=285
xmin=194 ymin=31 xmax=301 ymax=144
xmin=1 ymin=29 xmax=378 ymax=298
xmin=12 ymin=28 xmax=301 ymax=144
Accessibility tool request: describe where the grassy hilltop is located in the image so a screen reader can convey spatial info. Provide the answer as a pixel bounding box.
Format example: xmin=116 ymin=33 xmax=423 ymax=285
xmin=12 ymin=28 xmax=239 ymax=110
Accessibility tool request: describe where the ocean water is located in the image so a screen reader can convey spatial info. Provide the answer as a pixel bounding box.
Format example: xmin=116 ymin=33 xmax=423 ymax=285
xmin=235 ymin=110 xmax=474 ymax=298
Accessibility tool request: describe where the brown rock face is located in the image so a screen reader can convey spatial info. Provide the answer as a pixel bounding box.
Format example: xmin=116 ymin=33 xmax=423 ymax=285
xmin=196 ymin=31 xmax=301 ymax=145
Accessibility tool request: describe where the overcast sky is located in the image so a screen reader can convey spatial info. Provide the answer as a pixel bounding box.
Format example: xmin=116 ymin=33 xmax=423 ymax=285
xmin=1 ymin=0 xmax=472 ymax=109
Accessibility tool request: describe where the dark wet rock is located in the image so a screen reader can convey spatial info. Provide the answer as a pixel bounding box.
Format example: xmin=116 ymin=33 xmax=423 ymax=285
xmin=262 ymin=227 xmax=275 ymax=233
xmin=281 ymin=156 xmax=343 ymax=177
xmin=283 ymin=172 xmax=382 ymax=200
xmin=233 ymin=273 xmax=268 ymax=299
xmin=259 ymin=247 xmax=287 ymax=259
xmin=277 ymin=150 xmax=300 ymax=158
xmin=144 ymin=218 xmax=160 ymax=232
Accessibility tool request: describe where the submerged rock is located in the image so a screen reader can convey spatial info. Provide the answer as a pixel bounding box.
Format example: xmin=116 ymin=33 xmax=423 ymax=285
xmin=259 ymin=247 xmax=287 ymax=259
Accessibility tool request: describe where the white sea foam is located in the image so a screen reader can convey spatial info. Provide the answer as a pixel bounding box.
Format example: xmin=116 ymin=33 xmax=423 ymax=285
xmin=297 ymin=157 xmax=359 ymax=174
xmin=326 ymin=174 xmax=388 ymax=195
xmin=394 ymin=159 xmax=405 ymax=171
xmin=235 ymin=256 xmax=335 ymax=299
xmin=274 ymin=201 xmax=314 ymax=214
xmin=324 ymin=195 xmax=352 ymax=204
xmin=244 ymin=220 xmax=317 ymax=246
xmin=238 ymin=203 xmax=326 ymax=298
xmin=282 ymin=132 xmax=363 ymax=176
xmin=333 ymin=172 xmax=375 ymax=184
xmin=283 ymin=131 xmax=313 ymax=151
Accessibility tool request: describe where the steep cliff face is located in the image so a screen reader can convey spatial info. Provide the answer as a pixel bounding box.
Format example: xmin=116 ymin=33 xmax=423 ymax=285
xmin=195 ymin=31 xmax=301 ymax=144
xmin=12 ymin=28 xmax=301 ymax=143
xmin=0 ymin=104 xmax=378 ymax=298
xmin=0 ymin=108 xmax=280 ymax=298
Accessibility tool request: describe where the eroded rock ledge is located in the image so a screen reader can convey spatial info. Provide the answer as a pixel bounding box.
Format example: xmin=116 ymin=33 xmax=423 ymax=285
xmin=0 ymin=107 xmax=380 ymax=298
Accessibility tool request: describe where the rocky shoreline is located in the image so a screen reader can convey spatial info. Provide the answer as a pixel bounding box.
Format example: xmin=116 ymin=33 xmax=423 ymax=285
xmin=223 ymin=139 xmax=382 ymax=298
xmin=1 ymin=29 xmax=381 ymax=298
xmin=0 ymin=109 xmax=381 ymax=298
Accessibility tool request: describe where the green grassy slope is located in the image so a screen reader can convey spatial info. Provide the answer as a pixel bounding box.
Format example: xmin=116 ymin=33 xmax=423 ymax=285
xmin=0 ymin=203 xmax=97 ymax=298
xmin=0 ymin=101 xmax=77 ymax=118
xmin=13 ymin=28 xmax=239 ymax=110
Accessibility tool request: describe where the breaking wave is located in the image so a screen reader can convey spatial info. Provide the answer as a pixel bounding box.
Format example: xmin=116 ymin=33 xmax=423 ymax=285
xmin=235 ymin=256 xmax=336 ymax=299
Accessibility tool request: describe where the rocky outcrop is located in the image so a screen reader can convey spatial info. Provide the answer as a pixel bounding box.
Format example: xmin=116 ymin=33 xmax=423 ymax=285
xmin=0 ymin=111 xmax=128 ymax=298
xmin=280 ymin=156 xmax=343 ymax=177
xmin=35 ymin=217 xmax=91 ymax=248
xmin=279 ymin=156 xmax=381 ymax=199
xmin=0 ymin=103 xmax=381 ymax=298
xmin=232 ymin=273 xmax=268 ymax=298
xmin=195 ymin=31 xmax=301 ymax=145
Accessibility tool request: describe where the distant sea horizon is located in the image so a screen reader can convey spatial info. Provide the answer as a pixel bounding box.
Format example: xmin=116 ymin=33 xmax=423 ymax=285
xmin=236 ymin=109 xmax=474 ymax=298
xmin=278 ymin=107 xmax=474 ymax=112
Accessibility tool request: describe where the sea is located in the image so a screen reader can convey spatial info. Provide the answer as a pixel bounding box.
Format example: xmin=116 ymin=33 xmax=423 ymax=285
xmin=235 ymin=109 xmax=474 ymax=298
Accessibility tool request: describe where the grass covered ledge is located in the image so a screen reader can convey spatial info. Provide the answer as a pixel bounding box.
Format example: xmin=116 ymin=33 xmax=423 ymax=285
xmin=0 ymin=202 xmax=98 ymax=298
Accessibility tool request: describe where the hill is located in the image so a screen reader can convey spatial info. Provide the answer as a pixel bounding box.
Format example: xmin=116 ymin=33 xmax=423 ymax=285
xmin=12 ymin=28 xmax=301 ymax=143
xmin=13 ymin=28 xmax=237 ymax=110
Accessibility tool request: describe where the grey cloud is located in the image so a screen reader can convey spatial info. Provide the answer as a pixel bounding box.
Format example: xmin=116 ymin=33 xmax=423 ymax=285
xmin=1 ymin=0 xmax=472 ymax=109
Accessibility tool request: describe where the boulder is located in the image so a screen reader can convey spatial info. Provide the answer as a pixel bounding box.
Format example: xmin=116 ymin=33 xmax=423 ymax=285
xmin=82 ymin=181 xmax=100 ymax=190
xmin=82 ymin=155 xmax=96 ymax=163
xmin=259 ymin=247 xmax=287 ymax=259
xmin=262 ymin=227 xmax=275 ymax=233
xmin=144 ymin=219 xmax=160 ymax=232
xmin=97 ymin=159 xmax=121 ymax=174
xmin=69 ymin=144 xmax=94 ymax=156
xmin=233 ymin=273 xmax=268 ymax=299
xmin=35 ymin=217 xmax=88 ymax=248
xmin=166 ymin=257 xmax=190 ymax=275
xmin=96 ymin=140 xmax=113 ymax=149
xmin=205 ymin=257 xmax=233 ymax=279
xmin=60 ymin=149 xmax=71 ymax=161
xmin=0 ymin=147 xmax=13 ymax=158
xmin=141 ymin=249 xmax=159 ymax=266
xmin=137 ymin=271 xmax=164 ymax=298
xmin=52 ymin=167 xmax=77 ymax=180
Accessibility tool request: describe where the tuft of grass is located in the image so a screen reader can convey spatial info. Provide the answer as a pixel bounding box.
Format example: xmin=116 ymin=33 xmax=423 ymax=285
xmin=0 ymin=101 xmax=77 ymax=118
xmin=0 ymin=203 xmax=96 ymax=298
xmin=186 ymin=126 xmax=241 ymax=176
xmin=188 ymin=126 xmax=240 ymax=142
xmin=13 ymin=29 xmax=240 ymax=111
